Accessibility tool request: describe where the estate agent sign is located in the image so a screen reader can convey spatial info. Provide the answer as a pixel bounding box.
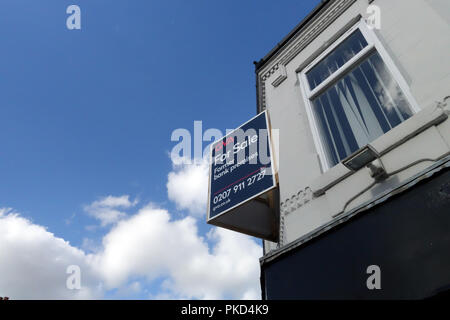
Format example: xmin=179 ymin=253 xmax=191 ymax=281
xmin=207 ymin=111 xmax=278 ymax=240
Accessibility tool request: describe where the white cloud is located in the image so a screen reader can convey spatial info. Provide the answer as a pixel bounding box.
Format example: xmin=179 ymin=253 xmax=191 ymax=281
xmin=0 ymin=206 xmax=262 ymax=300
xmin=91 ymin=195 xmax=138 ymax=208
xmin=166 ymin=227 xmax=263 ymax=299
xmin=84 ymin=195 xmax=138 ymax=227
xmin=167 ymin=158 xmax=209 ymax=217
xmin=0 ymin=208 xmax=103 ymax=300
xmin=98 ymin=205 xmax=262 ymax=299
xmin=0 ymin=153 xmax=262 ymax=300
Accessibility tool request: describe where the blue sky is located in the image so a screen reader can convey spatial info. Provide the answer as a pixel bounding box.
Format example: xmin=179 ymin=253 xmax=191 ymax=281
xmin=0 ymin=0 xmax=319 ymax=299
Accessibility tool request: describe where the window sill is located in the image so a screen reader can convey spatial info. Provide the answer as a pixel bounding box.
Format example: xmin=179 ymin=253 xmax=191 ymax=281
xmin=310 ymin=102 xmax=448 ymax=197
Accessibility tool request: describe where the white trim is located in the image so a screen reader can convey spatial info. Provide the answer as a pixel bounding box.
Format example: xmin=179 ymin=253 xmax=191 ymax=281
xmin=302 ymin=22 xmax=362 ymax=81
xmin=358 ymin=22 xmax=420 ymax=113
xmin=308 ymin=44 xmax=375 ymax=100
xmin=299 ymin=76 xmax=330 ymax=171
xmin=298 ymin=19 xmax=420 ymax=172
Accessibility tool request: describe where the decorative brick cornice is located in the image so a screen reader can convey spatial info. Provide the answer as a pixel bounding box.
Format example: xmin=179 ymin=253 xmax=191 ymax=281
xmin=277 ymin=186 xmax=314 ymax=248
xmin=257 ymin=0 xmax=357 ymax=111
xmin=437 ymin=95 xmax=450 ymax=111
xmin=277 ymin=209 xmax=285 ymax=248
xmin=280 ymin=187 xmax=314 ymax=216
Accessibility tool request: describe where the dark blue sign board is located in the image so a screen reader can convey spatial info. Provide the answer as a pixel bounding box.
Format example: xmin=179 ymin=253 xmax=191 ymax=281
xmin=207 ymin=111 xmax=277 ymax=222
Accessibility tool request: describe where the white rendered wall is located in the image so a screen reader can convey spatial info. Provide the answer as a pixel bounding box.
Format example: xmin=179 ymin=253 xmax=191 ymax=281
xmin=258 ymin=0 xmax=450 ymax=253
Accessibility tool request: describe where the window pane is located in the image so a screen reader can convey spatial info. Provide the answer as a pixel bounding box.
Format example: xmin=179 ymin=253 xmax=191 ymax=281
xmin=312 ymin=51 xmax=414 ymax=168
xmin=306 ymin=29 xmax=368 ymax=90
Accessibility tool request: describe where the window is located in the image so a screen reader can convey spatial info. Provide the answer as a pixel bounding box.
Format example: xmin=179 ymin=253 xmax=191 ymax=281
xmin=299 ymin=21 xmax=419 ymax=171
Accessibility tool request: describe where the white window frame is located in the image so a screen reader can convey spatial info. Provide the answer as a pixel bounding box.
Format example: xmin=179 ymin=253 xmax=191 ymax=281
xmin=298 ymin=20 xmax=420 ymax=172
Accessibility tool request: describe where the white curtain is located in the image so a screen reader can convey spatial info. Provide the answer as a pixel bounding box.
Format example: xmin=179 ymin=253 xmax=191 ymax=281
xmin=312 ymin=52 xmax=413 ymax=167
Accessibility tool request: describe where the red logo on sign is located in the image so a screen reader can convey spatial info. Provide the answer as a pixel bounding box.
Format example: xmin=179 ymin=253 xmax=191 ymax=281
xmin=215 ymin=136 xmax=234 ymax=152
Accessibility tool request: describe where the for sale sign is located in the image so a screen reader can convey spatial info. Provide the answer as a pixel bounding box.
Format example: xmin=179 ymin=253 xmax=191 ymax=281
xmin=207 ymin=111 xmax=276 ymax=221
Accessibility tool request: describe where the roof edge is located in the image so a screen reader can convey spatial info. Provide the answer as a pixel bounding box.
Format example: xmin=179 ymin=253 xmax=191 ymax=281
xmin=253 ymin=0 xmax=333 ymax=73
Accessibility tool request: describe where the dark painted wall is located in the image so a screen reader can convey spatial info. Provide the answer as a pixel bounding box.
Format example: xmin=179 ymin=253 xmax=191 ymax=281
xmin=262 ymin=168 xmax=450 ymax=299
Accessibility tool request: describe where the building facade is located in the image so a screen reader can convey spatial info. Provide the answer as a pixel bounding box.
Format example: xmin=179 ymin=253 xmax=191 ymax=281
xmin=255 ymin=0 xmax=450 ymax=299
